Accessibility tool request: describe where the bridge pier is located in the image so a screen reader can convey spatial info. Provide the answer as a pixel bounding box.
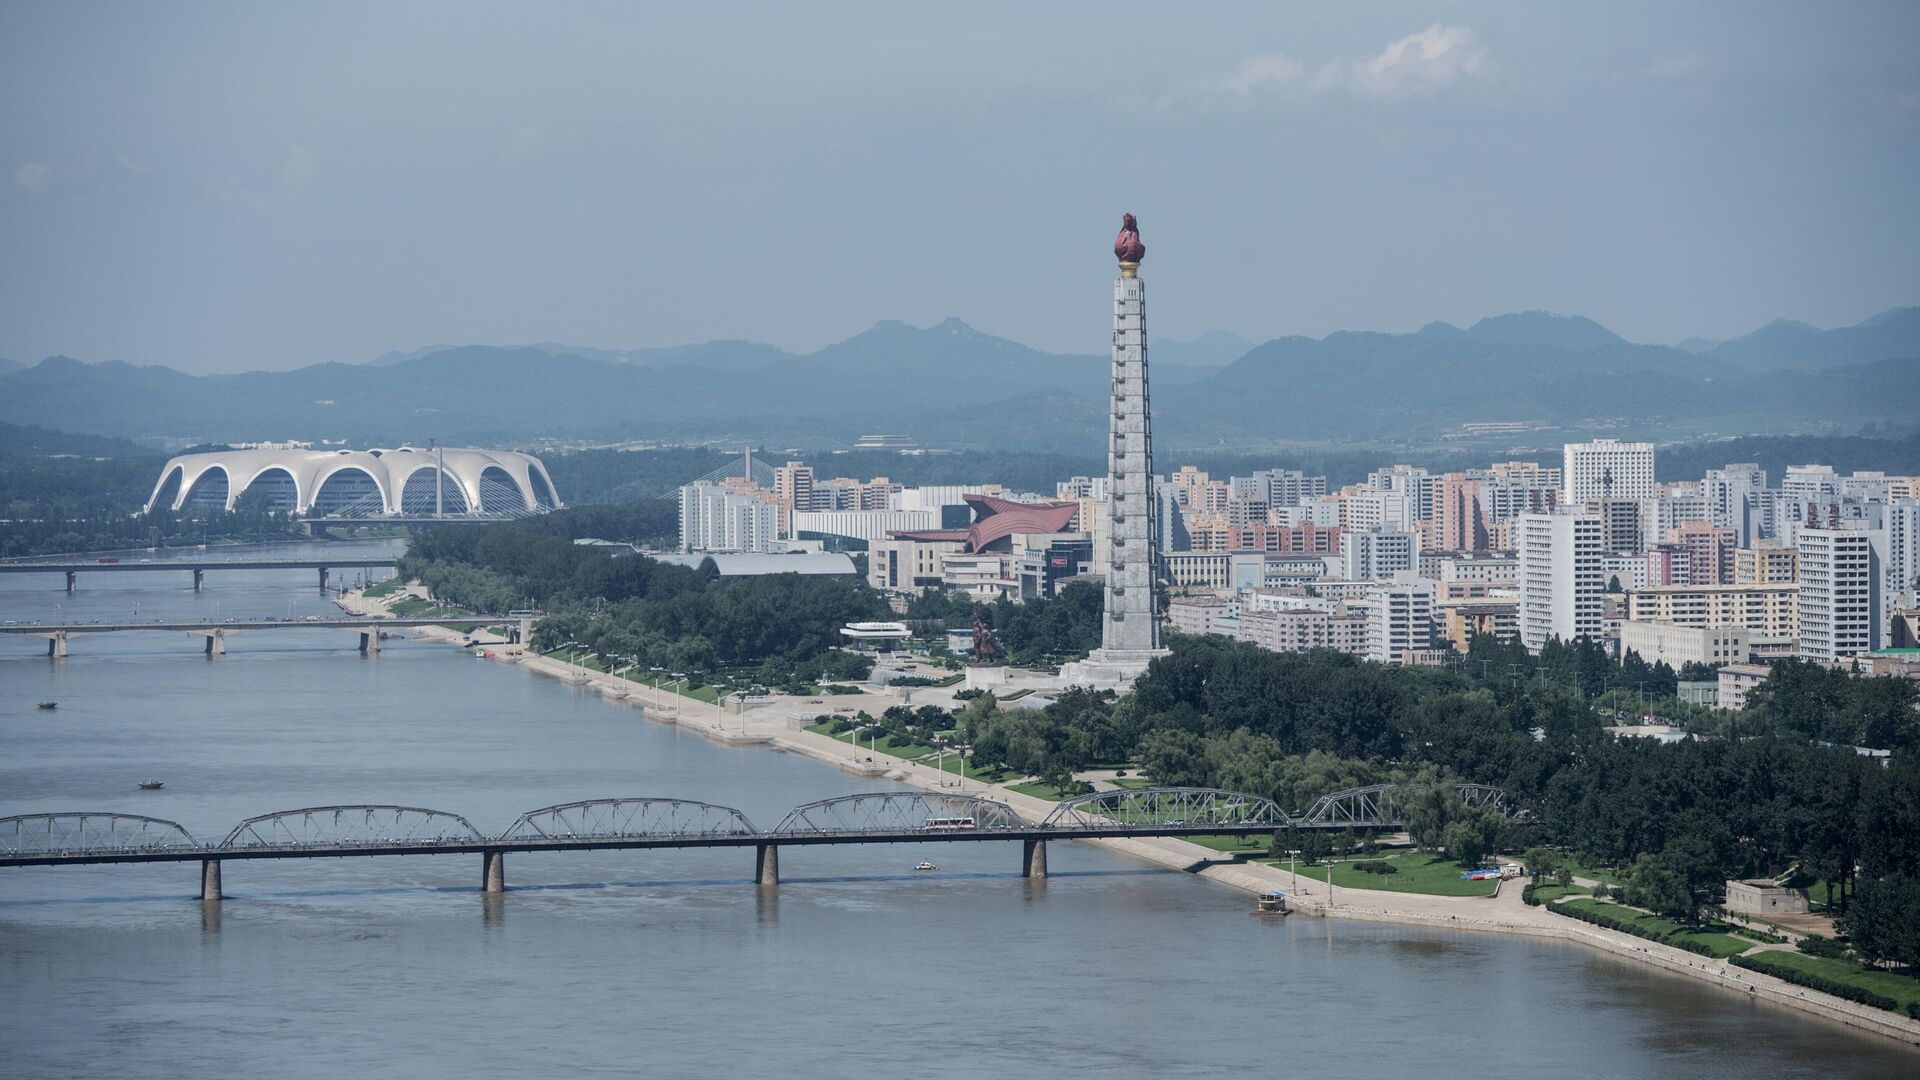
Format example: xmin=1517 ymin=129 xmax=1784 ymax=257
xmin=47 ymin=631 xmax=68 ymax=659
xmin=193 ymin=568 xmax=204 ymax=592
xmin=483 ymin=851 xmax=505 ymax=893
xmin=203 ymin=629 xmax=226 ymax=656
xmin=359 ymin=630 xmax=380 ymax=655
xmin=755 ymin=843 xmax=779 ymax=886
xmin=65 ymin=570 xmax=76 ymax=594
xmin=1022 ymin=839 xmax=1048 ymax=879
xmin=318 ymin=567 xmax=330 ymax=593
xmin=200 ymin=859 xmax=223 ymax=902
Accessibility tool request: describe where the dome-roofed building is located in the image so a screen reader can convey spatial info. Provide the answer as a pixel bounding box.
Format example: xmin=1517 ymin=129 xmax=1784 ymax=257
xmin=145 ymin=446 xmax=561 ymax=517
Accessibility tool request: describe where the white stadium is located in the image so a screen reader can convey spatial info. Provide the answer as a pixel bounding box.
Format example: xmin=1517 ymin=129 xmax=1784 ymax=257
xmin=145 ymin=446 xmax=562 ymax=518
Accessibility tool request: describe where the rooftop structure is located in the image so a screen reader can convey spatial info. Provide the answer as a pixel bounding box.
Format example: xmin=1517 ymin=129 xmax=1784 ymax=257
xmin=885 ymin=493 xmax=1078 ymax=553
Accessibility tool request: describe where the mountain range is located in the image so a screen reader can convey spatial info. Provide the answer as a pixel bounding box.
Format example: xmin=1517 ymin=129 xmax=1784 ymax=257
xmin=3 ymin=308 xmax=1915 ymax=452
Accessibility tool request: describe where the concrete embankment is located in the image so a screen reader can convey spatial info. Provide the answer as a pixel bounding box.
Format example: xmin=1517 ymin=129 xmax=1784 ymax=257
xmin=342 ymin=587 xmax=1920 ymax=1048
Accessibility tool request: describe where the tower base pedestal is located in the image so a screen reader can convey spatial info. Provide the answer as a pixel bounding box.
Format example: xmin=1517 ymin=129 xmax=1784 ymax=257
xmin=1058 ymin=648 xmax=1169 ymax=690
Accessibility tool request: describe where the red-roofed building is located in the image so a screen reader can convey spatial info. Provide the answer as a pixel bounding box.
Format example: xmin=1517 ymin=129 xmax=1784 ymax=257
xmin=870 ymin=494 xmax=1085 ymax=597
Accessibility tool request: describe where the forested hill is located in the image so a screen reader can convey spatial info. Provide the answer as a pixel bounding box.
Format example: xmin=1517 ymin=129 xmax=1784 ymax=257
xmin=5 ymin=307 xmax=1916 ymax=452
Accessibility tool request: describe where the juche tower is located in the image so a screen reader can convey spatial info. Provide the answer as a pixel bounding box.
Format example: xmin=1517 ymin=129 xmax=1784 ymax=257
xmin=1062 ymin=213 xmax=1169 ymax=686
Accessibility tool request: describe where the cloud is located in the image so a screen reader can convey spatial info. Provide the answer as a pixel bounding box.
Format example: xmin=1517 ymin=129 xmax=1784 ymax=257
xmin=14 ymin=161 xmax=51 ymax=193
xmin=281 ymin=144 xmax=315 ymax=188
xmin=1161 ymin=25 xmax=1486 ymax=111
xmin=115 ymin=155 xmax=151 ymax=175
xmin=1349 ymin=25 xmax=1487 ymax=99
xmin=1200 ymin=53 xmax=1307 ymax=97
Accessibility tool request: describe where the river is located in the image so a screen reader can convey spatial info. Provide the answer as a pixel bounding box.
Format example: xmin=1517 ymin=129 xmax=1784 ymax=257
xmin=2 ymin=540 xmax=1916 ymax=1078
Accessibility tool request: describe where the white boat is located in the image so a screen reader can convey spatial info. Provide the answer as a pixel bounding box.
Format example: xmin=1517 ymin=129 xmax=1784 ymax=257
xmin=914 ymin=860 xmax=939 ymax=871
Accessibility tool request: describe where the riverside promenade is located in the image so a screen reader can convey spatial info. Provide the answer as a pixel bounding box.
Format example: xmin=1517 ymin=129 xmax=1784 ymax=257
xmin=338 ymin=585 xmax=1920 ymax=1047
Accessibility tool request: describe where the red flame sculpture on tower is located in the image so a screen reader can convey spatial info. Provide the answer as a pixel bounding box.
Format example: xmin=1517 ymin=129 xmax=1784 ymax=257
xmin=1114 ymin=213 xmax=1145 ymax=264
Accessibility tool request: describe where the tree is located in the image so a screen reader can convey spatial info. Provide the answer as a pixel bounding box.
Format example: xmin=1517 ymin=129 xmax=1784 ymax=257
xmin=1841 ymin=874 xmax=1920 ymax=975
xmin=1626 ymin=853 xmax=1692 ymax=919
xmin=1653 ymin=809 xmax=1740 ymax=922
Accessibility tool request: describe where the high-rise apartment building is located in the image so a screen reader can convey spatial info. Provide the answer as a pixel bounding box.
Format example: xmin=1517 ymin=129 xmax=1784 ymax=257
xmin=1340 ymin=530 xmax=1416 ymax=580
xmin=1733 ymin=542 xmax=1798 ymax=585
xmin=1518 ymin=511 xmax=1605 ymax=651
xmin=1367 ymin=578 xmax=1436 ymax=664
xmin=1564 ymin=439 xmax=1655 ymax=503
xmin=772 ymin=460 xmax=816 ymax=519
xmin=1435 ymin=472 xmax=1490 ymax=552
xmin=1796 ymin=527 xmax=1883 ymax=661
xmin=1888 ymin=500 xmax=1920 ymax=611
xmin=678 ymin=482 xmax=780 ymax=553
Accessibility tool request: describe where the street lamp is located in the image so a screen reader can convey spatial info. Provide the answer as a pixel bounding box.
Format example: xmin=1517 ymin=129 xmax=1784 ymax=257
xmin=1288 ymin=849 xmax=1300 ymax=894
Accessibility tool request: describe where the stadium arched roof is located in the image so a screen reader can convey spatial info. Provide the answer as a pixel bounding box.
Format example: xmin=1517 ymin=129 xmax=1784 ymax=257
xmin=145 ymin=446 xmax=561 ymax=517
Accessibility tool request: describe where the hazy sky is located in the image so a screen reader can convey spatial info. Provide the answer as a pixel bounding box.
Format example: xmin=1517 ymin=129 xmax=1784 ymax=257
xmin=4 ymin=2 xmax=1918 ymax=372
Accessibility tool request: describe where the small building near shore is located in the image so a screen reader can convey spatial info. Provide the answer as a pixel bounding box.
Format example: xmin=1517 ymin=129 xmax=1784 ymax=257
xmin=1724 ymin=879 xmax=1809 ymax=915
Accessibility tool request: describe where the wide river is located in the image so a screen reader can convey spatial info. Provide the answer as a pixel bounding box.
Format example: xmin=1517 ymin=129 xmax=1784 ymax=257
xmin=2 ymin=540 xmax=1916 ymax=1078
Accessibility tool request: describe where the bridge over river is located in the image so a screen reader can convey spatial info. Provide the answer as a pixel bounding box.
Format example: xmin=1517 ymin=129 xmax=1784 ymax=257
xmin=0 ymin=556 xmax=398 ymax=593
xmin=2 ymin=615 xmax=517 ymax=656
xmin=0 ymin=784 xmax=1518 ymax=900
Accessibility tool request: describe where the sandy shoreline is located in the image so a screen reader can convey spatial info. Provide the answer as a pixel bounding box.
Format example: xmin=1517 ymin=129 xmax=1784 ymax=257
xmin=343 ymin=588 xmax=1920 ymax=1047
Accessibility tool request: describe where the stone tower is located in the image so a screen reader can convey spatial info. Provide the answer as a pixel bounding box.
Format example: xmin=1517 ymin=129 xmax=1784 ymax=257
xmin=1062 ymin=213 xmax=1168 ymax=687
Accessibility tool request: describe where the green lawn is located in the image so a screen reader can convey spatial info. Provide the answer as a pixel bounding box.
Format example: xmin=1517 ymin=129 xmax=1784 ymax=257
xmin=1555 ymin=898 xmax=1754 ymax=958
xmin=1007 ymin=780 xmax=1085 ymax=801
xmin=1529 ymin=883 xmax=1586 ymax=904
xmin=364 ymin=577 xmax=406 ymax=598
xmin=1180 ymin=833 xmax=1269 ymax=855
xmin=1261 ymin=853 xmax=1501 ymax=897
xmin=1107 ymin=778 xmax=1156 ymax=789
xmin=1737 ymin=951 xmax=1920 ymax=1012
xmin=1563 ymin=858 xmax=1632 ymax=887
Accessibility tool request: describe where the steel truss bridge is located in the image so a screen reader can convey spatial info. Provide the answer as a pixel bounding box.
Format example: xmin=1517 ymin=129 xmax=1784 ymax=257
xmin=0 ymin=556 xmax=397 ymax=594
xmin=0 ymin=783 xmax=1518 ymax=901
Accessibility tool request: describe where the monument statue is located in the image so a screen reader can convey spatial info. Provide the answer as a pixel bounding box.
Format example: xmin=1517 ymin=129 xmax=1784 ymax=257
xmin=969 ymin=611 xmax=1001 ymax=666
xmin=1114 ymin=213 xmax=1146 ymax=265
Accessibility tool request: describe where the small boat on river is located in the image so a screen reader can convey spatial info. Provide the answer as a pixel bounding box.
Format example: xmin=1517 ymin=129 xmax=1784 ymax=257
xmin=914 ymin=861 xmax=939 ymax=871
xmin=136 ymin=779 xmax=164 ymax=790
xmin=1251 ymin=891 xmax=1290 ymax=916
xmin=37 ymin=701 xmax=58 ymax=710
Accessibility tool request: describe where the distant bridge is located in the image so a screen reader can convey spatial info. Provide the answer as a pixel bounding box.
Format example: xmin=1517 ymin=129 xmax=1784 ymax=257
xmin=0 ymin=784 xmax=1522 ymax=901
xmin=0 ymin=615 xmax=519 ymax=657
xmin=0 ymin=557 xmax=397 ymax=594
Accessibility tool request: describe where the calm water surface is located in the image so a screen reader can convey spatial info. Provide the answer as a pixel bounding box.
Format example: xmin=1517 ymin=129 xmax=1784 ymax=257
xmin=3 ymin=542 xmax=1917 ymax=1078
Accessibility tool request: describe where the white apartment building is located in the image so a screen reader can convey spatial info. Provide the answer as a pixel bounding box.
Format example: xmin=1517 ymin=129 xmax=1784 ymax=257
xmin=678 ymin=482 xmax=779 ymax=553
xmin=789 ymin=509 xmax=937 ymax=545
xmin=1518 ymin=511 xmax=1605 ymax=652
xmin=1428 ymin=554 xmax=1518 ymax=584
xmin=1620 ymin=621 xmax=1750 ymax=669
xmin=1626 ymin=582 xmax=1799 ymax=639
xmin=1797 ymin=527 xmax=1884 ymax=661
xmin=1342 ymin=490 xmax=1416 ymax=532
xmin=1367 ymin=578 xmax=1435 ymax=664
xmin=1641 ymin=483 xmax=1711 ymax=549
xmin=1888 ymin=500 xmax=1920 ymax=610
xmin=1340 ymin=530 xmax=1416 ymax=581
xmin=1237 ymin=607 xmax=1369 ymax=656
xmin=1564 ymin=439 xmax=1655 ymax=503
